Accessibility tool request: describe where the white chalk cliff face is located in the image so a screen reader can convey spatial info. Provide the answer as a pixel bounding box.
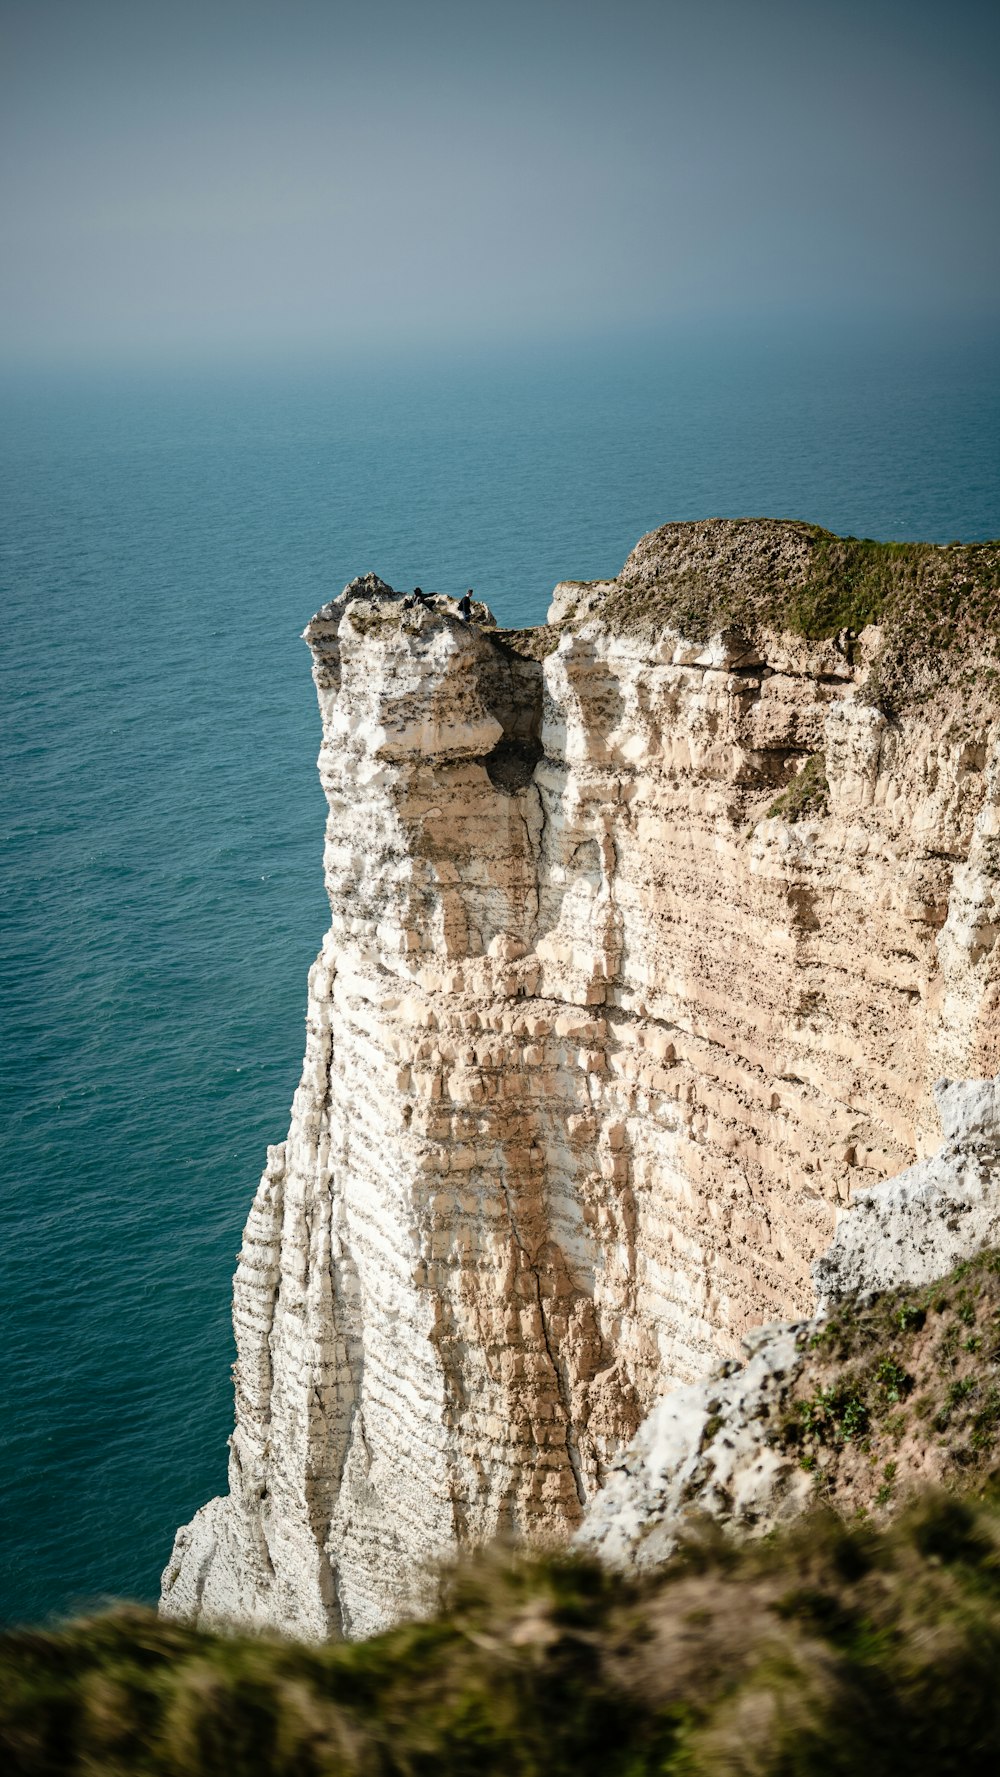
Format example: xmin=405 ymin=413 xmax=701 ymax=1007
xmin=578 ymin=1074 xmax=1000 ymax=1572
xmin=161 ymin=523 xmax=1000 ymax=1639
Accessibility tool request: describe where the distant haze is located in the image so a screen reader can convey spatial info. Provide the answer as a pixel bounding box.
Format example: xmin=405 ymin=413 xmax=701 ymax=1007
xmin=1 ymin=0 xmax=998 ymax=364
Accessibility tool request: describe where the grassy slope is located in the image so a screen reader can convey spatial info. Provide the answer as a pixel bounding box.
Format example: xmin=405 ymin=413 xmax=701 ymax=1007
xmin=7 ymin=1256 xmax=1000 ymax=1773
xmin=9 ymin=1238 xmax=1000 ymax=1777
xmin=6 ymin=1494 xmax=1000 ymax=1775
xmin=608 ymin=521 xmax=1000 ymax=641
xmin=777 ymin=1247 xmax=1000 ymax=1518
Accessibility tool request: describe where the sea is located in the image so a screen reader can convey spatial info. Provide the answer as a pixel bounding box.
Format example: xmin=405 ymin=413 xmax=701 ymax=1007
xmin=3 ymin=321 xmax=999 ymax=1626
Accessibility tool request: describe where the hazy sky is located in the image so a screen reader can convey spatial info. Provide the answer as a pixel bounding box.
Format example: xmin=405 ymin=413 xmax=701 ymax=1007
xmin=1 ymin=0 xmax=998 ymax=363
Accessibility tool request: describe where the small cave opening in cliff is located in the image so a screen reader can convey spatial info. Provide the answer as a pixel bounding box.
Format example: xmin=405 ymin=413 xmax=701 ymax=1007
xmin=482 ymin=734 xmax=544 ymax=792
xmin=480 ymin=641 xmax=545 ymax=792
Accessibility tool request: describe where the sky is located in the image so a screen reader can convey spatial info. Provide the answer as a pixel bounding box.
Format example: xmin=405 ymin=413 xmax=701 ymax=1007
xmin=1 ymin=0 xmax=998 ymax=365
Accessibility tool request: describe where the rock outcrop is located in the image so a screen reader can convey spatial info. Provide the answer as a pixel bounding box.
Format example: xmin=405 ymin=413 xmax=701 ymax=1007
xmin=577 ymin=1074 xmax=1000 ymax=1571
xmin=813 ymin=1075 xmax=1000 ymax=1302
xmin=161 ymin=523 xmax=1000 ymax=1638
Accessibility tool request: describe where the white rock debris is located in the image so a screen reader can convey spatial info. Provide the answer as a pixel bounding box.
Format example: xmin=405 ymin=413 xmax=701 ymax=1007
xmin=813 ymin=1076 xmax=1000 ymax=1304
xmin=578 ymin=1072 xmax=1000 ymax=1571
xmin=575 ymin=1325 xmax=814 ymax=1572
xmin=160 ymin=523 xmax=1000 ymax=1637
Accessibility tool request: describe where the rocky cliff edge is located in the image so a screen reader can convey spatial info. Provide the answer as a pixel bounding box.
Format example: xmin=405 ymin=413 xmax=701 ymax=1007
xmin=160 ymin=521 xmax=1000 ymax=1637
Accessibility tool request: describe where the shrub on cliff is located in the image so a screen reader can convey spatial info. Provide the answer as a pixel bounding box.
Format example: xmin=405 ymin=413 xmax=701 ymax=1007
xmin=6 ymin=1490 xmax=1000 ymax=1775
xmin=765 ymin=751 xmax=829 ymax=821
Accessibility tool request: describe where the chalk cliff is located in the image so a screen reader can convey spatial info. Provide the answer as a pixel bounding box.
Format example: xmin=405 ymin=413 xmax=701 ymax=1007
xmin=160 ymin=520 xmax=1000 ymax=1638
xmin=578 ymin=1074 xmax=1000 ymax=1571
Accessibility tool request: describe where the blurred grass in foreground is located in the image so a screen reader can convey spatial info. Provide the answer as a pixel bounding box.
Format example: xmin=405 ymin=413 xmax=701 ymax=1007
xmin=6 ymin=1490 xmax=1000 ymax=1775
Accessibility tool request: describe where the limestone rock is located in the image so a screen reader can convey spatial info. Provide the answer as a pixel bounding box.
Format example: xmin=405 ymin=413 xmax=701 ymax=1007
xmin=813 ymin=1076 xmax=1000 ymax=1303
xmin=161 ymin=522 xmax=1000 ymax=1637
xmin=578 ymin=1072 xmax=1000 ymax=1569
xmin=575 ymin=1324 xmax=814 ymax=1571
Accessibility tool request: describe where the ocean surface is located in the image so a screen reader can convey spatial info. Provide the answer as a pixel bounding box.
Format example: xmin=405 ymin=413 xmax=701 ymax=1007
xmin=3 ymin=323 xmax=999 ymax=1626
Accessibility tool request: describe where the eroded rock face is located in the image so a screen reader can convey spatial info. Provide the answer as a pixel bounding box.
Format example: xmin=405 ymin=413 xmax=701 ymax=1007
xmin=577 ymin=1073 xmax=1000 ymax=1571
xmin=576 ymin=1325 xmax=815 ymax=1573
xmin=161 ymin=527 xmax=1000 ymax=1637
xmin=813 ymin=1076 xmax=1000 ymax=1304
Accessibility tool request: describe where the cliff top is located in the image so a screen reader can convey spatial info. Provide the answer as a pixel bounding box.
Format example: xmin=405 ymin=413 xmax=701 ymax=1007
xmin=615 ymin=518 xmax=998 ymax=640
xmin=543 ymin=518 xmax=1000 ymax=711
xmin=316 ymin=519 xmax=1000 ymax=712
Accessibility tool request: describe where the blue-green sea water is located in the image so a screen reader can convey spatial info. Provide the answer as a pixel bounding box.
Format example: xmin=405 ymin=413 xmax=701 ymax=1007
xmin=3 ymin=325 xmax=999 ymax=1626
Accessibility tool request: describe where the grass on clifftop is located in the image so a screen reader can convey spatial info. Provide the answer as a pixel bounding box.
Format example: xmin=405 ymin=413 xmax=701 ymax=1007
xmin=8 ymin=1494 xmax=1000 ymax=1775
xmin=599 ymin=520 xmax=1000 ymax=711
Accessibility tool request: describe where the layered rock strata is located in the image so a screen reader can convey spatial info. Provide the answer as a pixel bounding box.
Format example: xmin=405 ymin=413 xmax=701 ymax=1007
xmin=578 ymin=1075 xmax=1000 ymax=1571
xmin=161 ymin=525 xmax=1000 ymax=1638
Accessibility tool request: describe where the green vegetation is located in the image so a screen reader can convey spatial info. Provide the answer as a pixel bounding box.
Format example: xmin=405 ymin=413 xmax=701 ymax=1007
xmin=779 ymin=1247 xmax=1000 ymax=1512
xmin=597 ymin=520 xmax=1000 ymax=712
xmin=9 ymin=1495 xmax=1000 ymax=1775
xmin=765 ymin=752 xmax=829 ymax=821
xmin=8 ymin=1245 xmax=1000 ymax=1774
xmin=798 ymin=1379 xmax=870 ymax=1443
xmin=780 ymin=533 xmax=963 ymax=642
